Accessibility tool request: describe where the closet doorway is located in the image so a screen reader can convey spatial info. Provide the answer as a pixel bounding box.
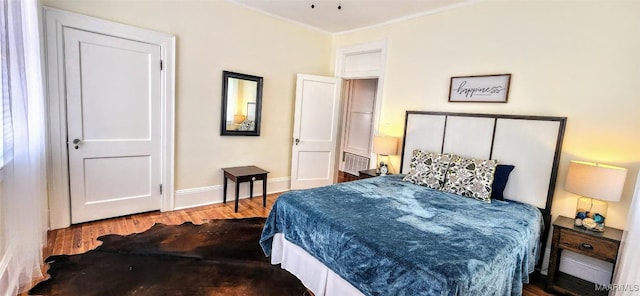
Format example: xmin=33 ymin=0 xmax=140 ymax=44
xmin=333 ymin=39 xmax=387 ymax=183
xmin=338 ymin=78 xmax=378 ymax=178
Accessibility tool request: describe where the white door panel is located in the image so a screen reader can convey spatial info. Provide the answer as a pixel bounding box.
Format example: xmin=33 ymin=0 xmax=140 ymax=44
xmin=83 ymin=156 xmax=151 ymax=203
xmin=79 ymin=42 xmax=152 ymax=140
xmin=64 ymin=27 xmax=162 ymax=223
xmin=299 ymin=81 xmax=339 ymax=141
xmin=346 ymin=112 xmax=373 ymax=152
xmin=342 ymin=79 xmax=377 ymax=157
xmin=295 ymin=151 xmax=332 ymax=180
xmin=291 ymin=74 xmax=342 ymax=189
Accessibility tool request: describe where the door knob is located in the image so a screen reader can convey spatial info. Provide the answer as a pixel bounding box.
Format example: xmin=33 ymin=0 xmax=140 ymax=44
xmin=295 ymin=138 xmax=300 ymax=145
xmin=73 ymin=139 xmax=81 ymax=149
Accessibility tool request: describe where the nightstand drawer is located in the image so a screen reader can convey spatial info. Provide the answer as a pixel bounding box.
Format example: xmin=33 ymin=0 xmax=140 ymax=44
xmin=558 ymin=229 xmax=619 ymax=262
xmin=547 ymin=216 xmax=623 ymax=295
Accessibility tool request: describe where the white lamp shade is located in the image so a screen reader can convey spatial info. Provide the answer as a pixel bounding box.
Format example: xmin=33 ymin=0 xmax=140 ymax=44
xmin=373 ymin=136 xmax=398 ymax=156
xmin=565 ymin=161 xmax=627 ymax=202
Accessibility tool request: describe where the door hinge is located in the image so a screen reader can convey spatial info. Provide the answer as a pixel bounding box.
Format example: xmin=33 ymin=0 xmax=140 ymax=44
xmin=160 ymin=60 xmax=163 ymax=71
xmin=159 ymin=184 xmax=163 ymax=194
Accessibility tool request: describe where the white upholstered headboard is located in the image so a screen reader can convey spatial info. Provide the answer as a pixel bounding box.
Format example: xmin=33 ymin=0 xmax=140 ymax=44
xmin=400 ymin=111 xmax=566 ymax=269
xmin=400 ymin=111 xmax=566 ymax=212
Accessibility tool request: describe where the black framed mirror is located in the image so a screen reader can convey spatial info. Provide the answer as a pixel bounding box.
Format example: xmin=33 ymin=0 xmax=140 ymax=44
xmin=220 ymin=71 xmax=263 ymax=136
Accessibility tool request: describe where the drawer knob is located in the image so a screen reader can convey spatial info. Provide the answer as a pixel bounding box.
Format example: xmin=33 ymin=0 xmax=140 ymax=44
xmin=581 ymin=243 xmax=593 ymax=250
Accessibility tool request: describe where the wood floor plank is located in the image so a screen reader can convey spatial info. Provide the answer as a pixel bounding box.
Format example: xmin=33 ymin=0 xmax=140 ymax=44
xmin=71 ymin=226 xmax=82 ymax=250
xmin=49 ymin=229 xmax=62 ymax=256
xmin=61 ymin=228 xmax=73 ymax=256
xmin=121 ymin=216 xmax=133 ymax=234
xmin=81 ymin=223 xmax=92 ymax=254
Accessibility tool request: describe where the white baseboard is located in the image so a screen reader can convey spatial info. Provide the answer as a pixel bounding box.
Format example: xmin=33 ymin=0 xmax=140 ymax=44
xmin=173 ymin=176 xmax=290 ymax=210
xmin=540 ymin=247 xmax=613 ymax=285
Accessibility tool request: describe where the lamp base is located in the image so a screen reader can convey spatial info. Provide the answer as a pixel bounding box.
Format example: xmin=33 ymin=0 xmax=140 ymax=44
xmin=575 ymin=197 xmax=607 ymax=232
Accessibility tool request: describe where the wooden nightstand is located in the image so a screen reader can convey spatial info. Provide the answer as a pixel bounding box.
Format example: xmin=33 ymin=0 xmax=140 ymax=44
xmin=359 ymin=168 xmax=395 ymax=179
xmin=337 ymin=169 xmax=392 ymax=183
xmin=358 ymin=169 xmax=379 ymax=179
xmin=546 ymin=215 xmax=623 ymax=296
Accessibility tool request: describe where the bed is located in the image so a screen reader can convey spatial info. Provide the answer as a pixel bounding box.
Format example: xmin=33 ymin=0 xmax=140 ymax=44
xmin=260 ymin=111 xmax=566 ymax=296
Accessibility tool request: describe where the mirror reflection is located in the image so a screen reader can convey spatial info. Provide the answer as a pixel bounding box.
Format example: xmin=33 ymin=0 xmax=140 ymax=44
xmin=221 ymin=71 xmax=263 ymax=136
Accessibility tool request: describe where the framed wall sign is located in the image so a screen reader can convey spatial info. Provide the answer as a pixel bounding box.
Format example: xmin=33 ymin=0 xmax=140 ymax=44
xmin=448 ymin=74 xmax=511 ymax=103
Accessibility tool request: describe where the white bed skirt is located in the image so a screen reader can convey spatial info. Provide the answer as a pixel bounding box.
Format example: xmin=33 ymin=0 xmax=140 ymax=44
xmin=270 ymin=233 xmax=365 ymax=296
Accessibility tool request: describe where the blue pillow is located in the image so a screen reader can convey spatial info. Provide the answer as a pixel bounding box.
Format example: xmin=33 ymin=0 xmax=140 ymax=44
xmin=491 ymin=165 xmax=515 ymax=200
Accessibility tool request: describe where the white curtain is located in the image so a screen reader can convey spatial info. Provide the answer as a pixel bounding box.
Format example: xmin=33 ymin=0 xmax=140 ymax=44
xmin=0 ymin=0 xmax=48 ymax=294
xmin=613 ymin=170 xmax=640 ymax=295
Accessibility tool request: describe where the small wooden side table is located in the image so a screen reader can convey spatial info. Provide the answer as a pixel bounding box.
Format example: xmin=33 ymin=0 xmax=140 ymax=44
xmin=358 ymin=169 xmax=379 ymax=179
xmin=358 ymin=168 xmax=393 ymax=180
xmin=546 ymin=215 xmax=623 ymax=296
xmin=222 ymin=166 xmax=269 ymax=213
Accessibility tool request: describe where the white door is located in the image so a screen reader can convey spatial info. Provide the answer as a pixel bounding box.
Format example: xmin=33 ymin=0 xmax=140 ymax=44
xmin=290 ymin=74 xmax=343 ymax=190
xmin=340 ymin=79 xmax=378 ymax=175
xmin=343 ymin=79 xmax=377 ymax=157
xmin=64 ymin=27 xmax=162 ymax=224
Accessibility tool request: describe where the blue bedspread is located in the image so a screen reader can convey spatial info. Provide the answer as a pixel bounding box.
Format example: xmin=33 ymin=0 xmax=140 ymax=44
xmin=260 ymin=175 xmax=543 ymax=296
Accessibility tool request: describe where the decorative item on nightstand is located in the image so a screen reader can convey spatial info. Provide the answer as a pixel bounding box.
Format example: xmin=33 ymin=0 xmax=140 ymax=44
xmin=565 ymin=160 xmax=627 ymax=232
xmin=373 ymin=135 xmax=398 ymax=176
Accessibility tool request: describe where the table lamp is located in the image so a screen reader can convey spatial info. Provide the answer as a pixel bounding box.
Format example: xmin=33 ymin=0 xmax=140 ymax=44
xmin=565 ymin=160 xmax=627 ymax=232
xmin=233 ymin=114 xmax=246 ymax=124
xmin=373 ymin=135 xmax=398 ymax=175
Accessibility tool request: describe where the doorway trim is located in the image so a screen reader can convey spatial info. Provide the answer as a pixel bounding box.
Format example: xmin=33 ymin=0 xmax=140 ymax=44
xmin=335 ymin=39 xmax=388 ymax=169
xmin=43 ymin=7 xmax=176 ymax=229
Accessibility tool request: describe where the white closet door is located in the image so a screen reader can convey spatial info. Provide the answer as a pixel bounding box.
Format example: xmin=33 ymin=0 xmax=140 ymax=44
xmin=343 ymin=79 xmax=377 ymax=156
xmin=65 ymin=27 xmax=162 ymax=223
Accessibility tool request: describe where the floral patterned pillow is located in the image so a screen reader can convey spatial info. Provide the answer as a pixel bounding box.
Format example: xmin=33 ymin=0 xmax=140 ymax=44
xmin=442 ymin=156 xmax=498 ymax=202
xmin=238 ymin=120 xmax=255 ymax=131
xmin=402 ymin=150 xmax=456 ymax=190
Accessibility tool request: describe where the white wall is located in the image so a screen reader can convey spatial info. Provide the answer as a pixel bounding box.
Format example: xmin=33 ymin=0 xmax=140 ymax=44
xmin=333 ymin=0 xmax=640 ymax=230
xmin=41 ymin=0 xmax=333 ymax=194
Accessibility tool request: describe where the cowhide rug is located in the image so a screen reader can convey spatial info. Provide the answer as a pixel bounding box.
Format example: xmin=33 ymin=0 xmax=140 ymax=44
xmin=29 ymin=218 xmax=307 ymax=296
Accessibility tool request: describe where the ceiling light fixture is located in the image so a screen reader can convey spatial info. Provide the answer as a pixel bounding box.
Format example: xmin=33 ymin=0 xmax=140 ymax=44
xmin=310 ymin=2 xmax=342 ymax=10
